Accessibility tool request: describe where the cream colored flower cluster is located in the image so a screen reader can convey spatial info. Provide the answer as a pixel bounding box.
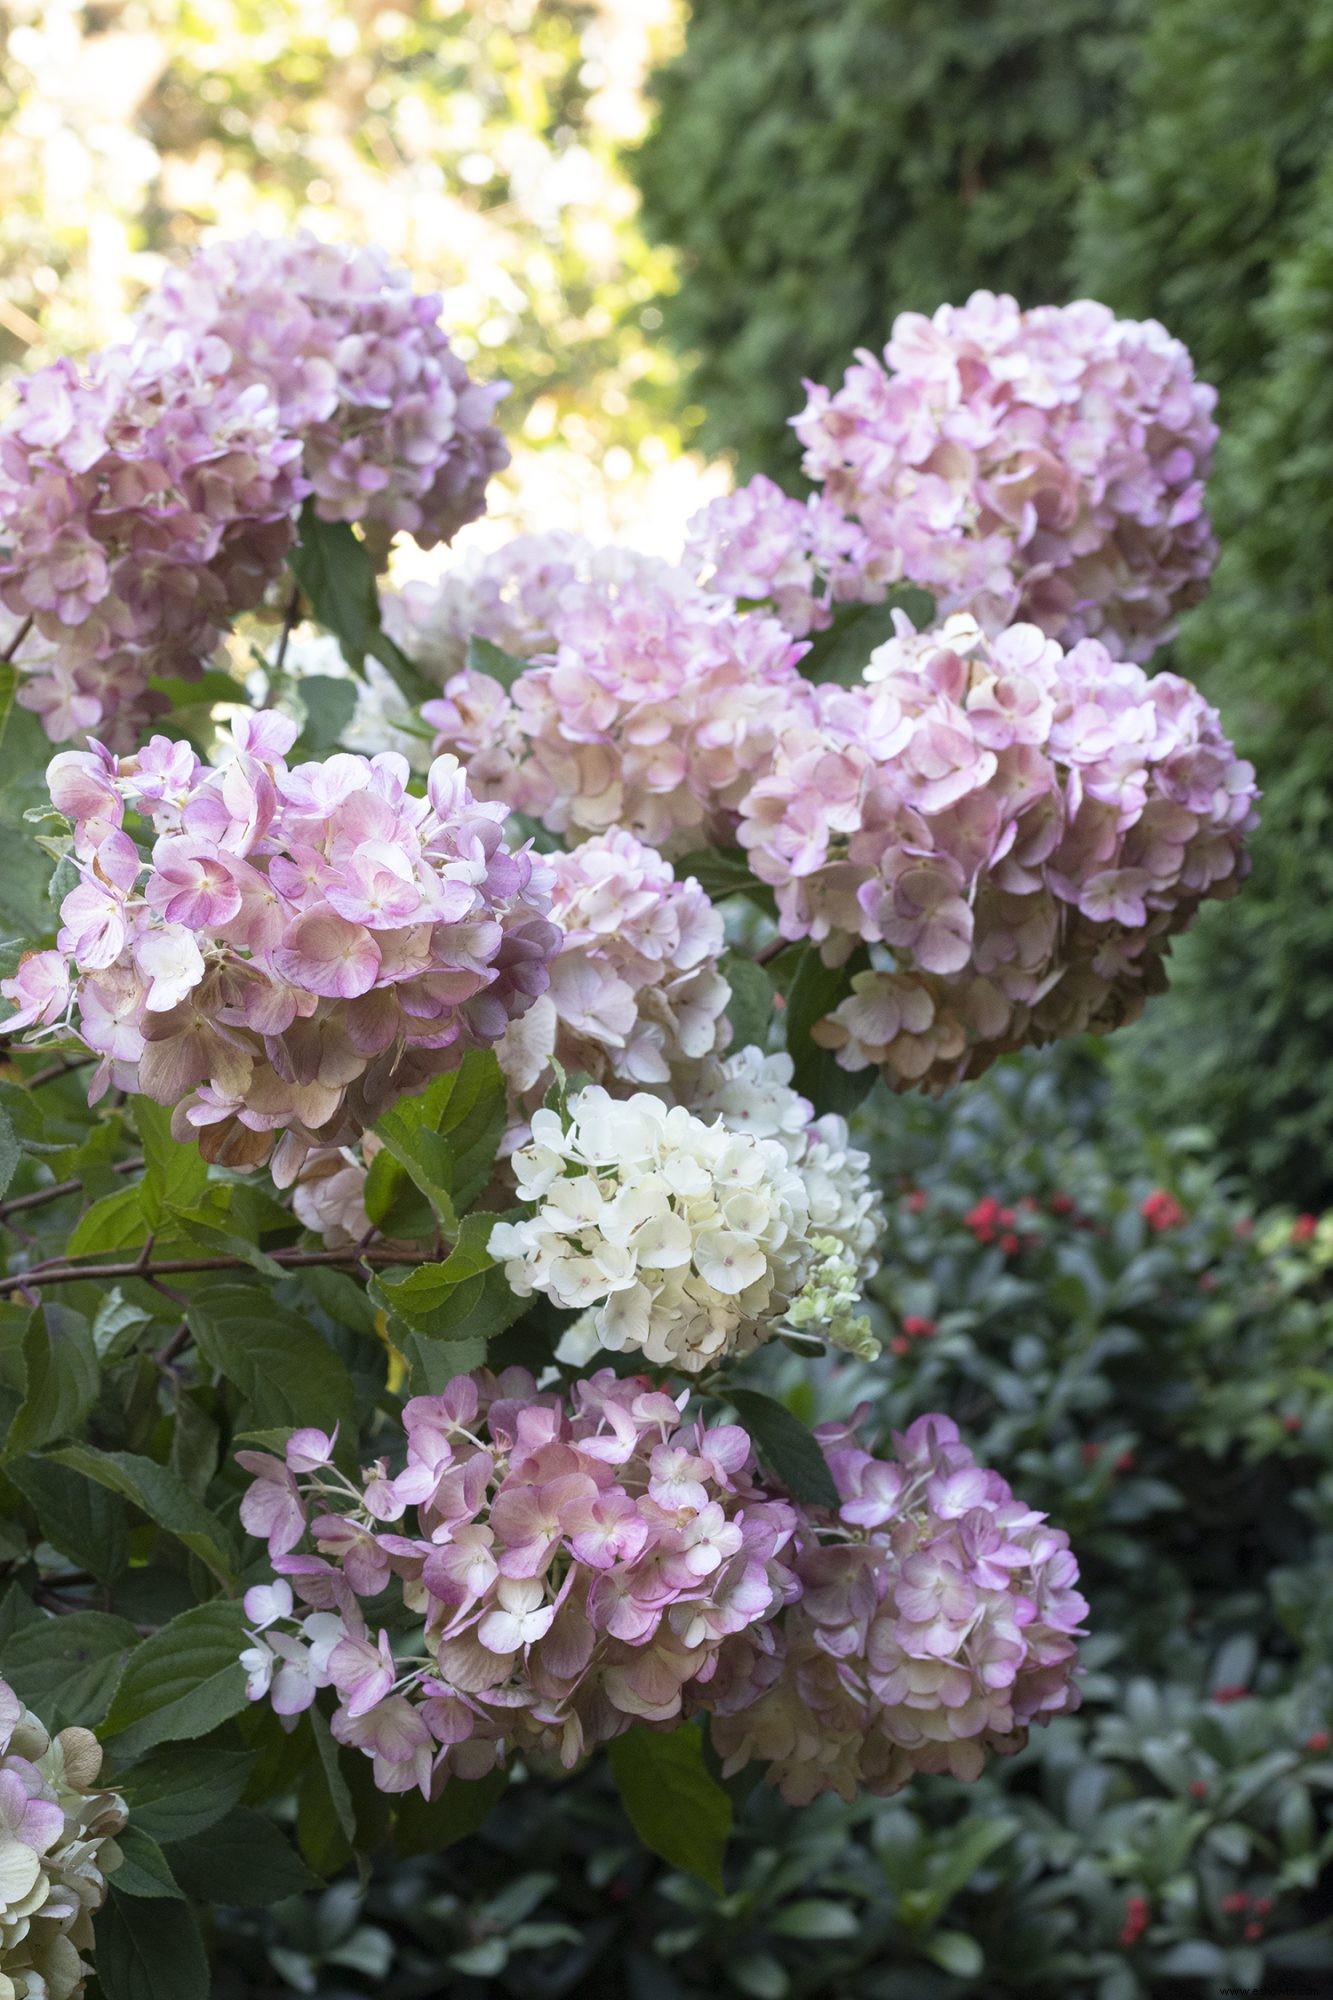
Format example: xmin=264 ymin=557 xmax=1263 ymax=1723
xmin=0 ymin=1679 xmax=125 ymax=2000
xmin=490 ymin=1086 xmax=815 ymax=1373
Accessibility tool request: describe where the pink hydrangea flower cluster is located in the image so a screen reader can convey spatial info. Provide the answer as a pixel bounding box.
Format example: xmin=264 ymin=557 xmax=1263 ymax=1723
xmin=238 ymin=1374 xmax=1084 ymax=1805
xmin=496 ymin=828 xmax=731 ymax=1130
xmin=0 ymin=335 xmax=303 ymax=745
xmin=385 ymin=532 xmax=693 ymax=685
xmin=707 ymin=1410 xmax=1087 ymax=1804
xmin=238 ymin=1368 xmax=802 ymax=1788
xmin=794 ymin=292 xmax=1218 ymax=660
xmin=138 ymin=232 xmax=508 ymax=548
xmin=1 ymin=714 xmax=559 ymax=1181
xmin=739 ymin=612 xmax=1257 ymax=1090
xmin=424 ymin=569 xmax=810 ymax=850
xmin=684 ymin=473 xmax=889 ymax=638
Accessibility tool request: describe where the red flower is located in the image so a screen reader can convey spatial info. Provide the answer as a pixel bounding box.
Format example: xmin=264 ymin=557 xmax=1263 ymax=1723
xmin=903 ymin=1189 xmax=927 ymax=1214
xmin=1305 ymin=1731 xmax=1330 ymax=1753
xmin=1119 ymin=1894 xmax=1150 ymax=1947
xmin=1282 ymin=1413 xmax=1303 ymax=1435
xmin=1220 ymin=1892 xmax=1250 ymax=1915
xmin=902 ymin=1315 xmax=937 ymax=1340
xmin=1114 ymin=1450 xmax=1137 ymax=1475
xmin=889 ymin=1335 xmax=911 ymax=1357
xmin=1140 ymin=1189 xmax=1185 ymax=1232
xmin=1212 ymin=1683 xmax=1248 ymax=1704
xmin=1188 ymin=1779 xmax=1208 ymax=1799
xmin=1050 ymin=1192 xmax=1076 ymax=1216
xmin=1291 ymin=1212 xmax=1319 ymax=1245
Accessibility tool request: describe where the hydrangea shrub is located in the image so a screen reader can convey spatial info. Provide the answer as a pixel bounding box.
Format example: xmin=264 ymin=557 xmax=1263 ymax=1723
xmin=0 ymin=236 xmax=1254 ymax=1993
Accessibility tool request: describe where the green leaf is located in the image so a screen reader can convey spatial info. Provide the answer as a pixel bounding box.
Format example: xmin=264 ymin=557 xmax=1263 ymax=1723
xmin=724 ymin=1388 xmax=839 ymax=1509
xmin=3 ymin=1610 xmax=141 ymax=1729
xmin=372 ymin=1050 xmax=507 ymax=1226
xmin=7 ymin=1304 xmax=98 ymax=1456
xmin=45 ymin=1444 xmax=237 ymax=1586
xmin=187 ymin=1282 xmax=357 ymax=1434
xmin=0 ymin=1101 xmax=18 ymax=1198
xmin=782 ymin=942 xmax=878 ymax=1117
xmin=608 ymin=1721 xmax=732 ymax=1891
xmin=67 ymin=1183 xmax=148 ymax=1256
xmin=169 ymin=1805 xmax=321 ymax=1904
xmin=798 ymin=588 xmax=936 ymax=687
xmin=288 ymin=506 xmax=432 ymax=701
xmin=720 ymin=952 xmax=775 ymax=1052
xmin=362 ymin=1147 xmax=435 ymax=1238
xmin=110 ymin=1825 xmax=184 ymax=1899
xmin=95 ymin=1885 xmax=210 ymax=2000
xmin=393 ymin=1767 xmax=509 ymax=1856
xmin=673 ymin=846 xmax=775 ymax=914
xmin=465 ymin=634 xmax=531 ymax=689
xmin=921 ymin=1930 xmax=985 ymax=1979
xmin=309 ymin=1702 xmax=357 ymax=1844
xmin=294 ymin=672 xmax=357 ymax=755
xmin=100 ymin=1600 xmax=250 ymax=1755
xmin=132 ymin=1096 xmax=207 ymax=1226
xmin=8 ymin=1452 xmax=129 ymax=1582
xmin=119 ymin=1746 xmax=254 ymax=1846
xmin=369 ymin=1216 xmax=526 ymax=1356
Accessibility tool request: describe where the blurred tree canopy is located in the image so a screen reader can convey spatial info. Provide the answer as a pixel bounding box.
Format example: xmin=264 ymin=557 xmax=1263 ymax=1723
xmin=634 ymin=0 xmax=1333 ymax=1208
xmin=0 ymin=0 xmax=706 ymax=536
xmin=632 ymin=0 xmax=1139 ymax=479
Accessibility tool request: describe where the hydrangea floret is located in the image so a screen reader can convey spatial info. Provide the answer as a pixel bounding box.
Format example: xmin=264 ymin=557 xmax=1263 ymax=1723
xmin=739 ymin=611 xmax=1257 ymax=1089
xmin=0 ymin=714 xmax=560 ymax=1182
xmin=138 ymin=232 xmax=509 ymax=548
xmin=683 ymin=473 xmax=889 ymax=638
xmin=707 ymin=1411 xmax=1087 ymax=1803
xmin=495 ymin=828 xmax=731 ymax=1135
xmin=425 ymin=566 xmax=809 ymax=850
xmin=0 ymin=336 xmax=303 ymax=745
xmin=793 ymin=291 xmax=1218 ymax=660
xmin=0 ymin=1678 xmax=126 ymax=2000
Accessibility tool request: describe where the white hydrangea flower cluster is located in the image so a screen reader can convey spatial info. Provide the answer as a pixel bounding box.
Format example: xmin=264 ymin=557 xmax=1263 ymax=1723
xmin=695 ymin=1046 xmax=885 ymax=1354
xmin=0 ymin=1678 xmax=126 ymax=2000
xmin=489 ymin=1085 xmax=814 ymax=1373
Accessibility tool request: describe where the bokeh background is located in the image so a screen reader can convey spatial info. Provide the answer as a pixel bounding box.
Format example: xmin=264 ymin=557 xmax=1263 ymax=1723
xmin=4 ymin=3 xmax=1333 ymax=1994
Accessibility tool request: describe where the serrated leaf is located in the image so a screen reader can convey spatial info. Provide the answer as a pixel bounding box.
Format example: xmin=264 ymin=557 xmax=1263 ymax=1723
xmin=8 ymin=1452 xmax=129 ymax=1581
xmin=67 ymin=1183 xmax=148 ymax=1256
xmin=131 ymin=1096 xmax=207 ymax=1227
xmin=372 ymin=1050 xmax=507 ymax=1225
xmin=45 ymin=1444 xmax=237 ymax=1585
xmin=187 ymin=1282 xmax=357 ymax=1434
xmin=3 ymin=1609 xmax=141 ymax=1729
xmin=7 ymin=1304 xmax=98 ymax=1456
xmin=119 ymin=1745 xmax=254 ymax=1846
xmin=95 ymin=1885 xmax=210 ymax=2000
xmin=608 ymin=1721 xmax=732 ymax=1891
xmin=168 ymin=1805 xmax=321 ymax=1904
xmin=725 ymin=1388 xmax=838 ymax=1508
xmin=100 ymin=1600 xmax=250 ymax=1754
xmin=110 ymin=1825 xmax=184 ymax=1899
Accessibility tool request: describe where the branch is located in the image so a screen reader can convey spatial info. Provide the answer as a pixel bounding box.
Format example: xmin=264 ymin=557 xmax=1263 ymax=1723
xmin=2 ymin=614 xmax=33 ymax=664
xmin=20 ymin=1054 xmax=94 ymax=1090
xmin=0 ymin=1243 xmax=429 ymax=1294
xmin=0 ymin=1156 xmax=144 ymax=1221
xmin=273 ymin=583 xmax=303 ymax=676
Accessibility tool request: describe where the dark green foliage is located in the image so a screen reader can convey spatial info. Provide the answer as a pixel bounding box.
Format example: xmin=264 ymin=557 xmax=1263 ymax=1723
xmin=1081 ymin=14 xmax=1333 ymax=1206
xmin=633 ymin=0 xmax=1139 ymax=477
